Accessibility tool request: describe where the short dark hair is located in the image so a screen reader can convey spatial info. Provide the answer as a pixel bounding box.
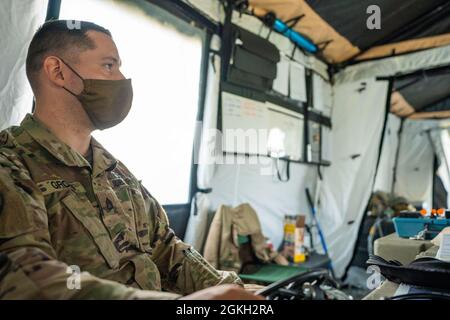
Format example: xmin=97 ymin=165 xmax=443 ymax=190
xmin=26 ymin=19 xmax=111 ymax=92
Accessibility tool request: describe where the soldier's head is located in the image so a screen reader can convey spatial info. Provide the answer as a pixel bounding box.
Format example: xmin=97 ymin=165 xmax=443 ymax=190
xmin=26 ymin=20 xmax=129 ymax=130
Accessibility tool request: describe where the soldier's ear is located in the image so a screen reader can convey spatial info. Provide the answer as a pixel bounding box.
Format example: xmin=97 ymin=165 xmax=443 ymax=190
xmin=42 ymin=56 xmax=66 ymax=88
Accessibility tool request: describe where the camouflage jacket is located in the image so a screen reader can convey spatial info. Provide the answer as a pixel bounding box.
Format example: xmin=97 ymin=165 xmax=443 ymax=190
xmin=0 ymin=114 xmax=241 ymax=299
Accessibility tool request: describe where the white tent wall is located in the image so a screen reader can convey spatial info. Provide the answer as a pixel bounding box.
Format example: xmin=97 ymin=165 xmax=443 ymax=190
xmin=429 ymin=128 xmax=450 ymax=208
xmin=318 ymin=78 xmax=389 ymax=277
xmin=373 ymin=116 xmax=436 ymax=207
xmin=184 ymin=35 xmax=222 ymax=251
xmin=373 ymin=114 xmax=402 ymax=192
xmin=374 ymin=117 xmax=449 ymax=208
xmin=435 ymin=129 xmax=450 ymax=208
xmin=373 ymin=114 xmax=448 ymax=209
xmin=393 ymin=120 xmax=435 ymax=207
xmin=430 ymin=127 xmax=450 ymax=209
xmin=0 ymin=0 xmax=48 ymax=130
xmin=208 ymin=157 xmax=319 ymax=251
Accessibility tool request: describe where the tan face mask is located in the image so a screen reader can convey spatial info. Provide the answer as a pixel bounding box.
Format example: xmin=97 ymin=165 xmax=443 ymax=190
xmin=60 ymin=58 xmax=133 ymax=130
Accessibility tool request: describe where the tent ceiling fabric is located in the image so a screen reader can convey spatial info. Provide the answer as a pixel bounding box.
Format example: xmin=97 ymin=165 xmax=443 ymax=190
xmin=391 ymin=70 xmax=450 ymax=119
xmin=408 ymin=109 xmax=450 ymax=120
xmin=390 ymin=92 xmax=450 ymax=120
xmin=306 ymin=0 xmax=448 ymax=49
xmin=249 ymin=0 xmax=359 ymax=64
xmin=424 ymin=97 xmax=450 ymax=113
xmin=249 ymin=0 xmax=450 ymax=64
xmin=397 ymin=72 xmax=450 ymax=110
xmin=356 ymin=33 xmax=450 ymax=61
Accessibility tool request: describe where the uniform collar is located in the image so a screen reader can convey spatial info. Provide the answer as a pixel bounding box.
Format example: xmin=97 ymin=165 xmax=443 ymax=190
xmin=90 ymin=137 xmax=118 ymax=176
xmin=21 ymin=113 xmax=117 ymax=175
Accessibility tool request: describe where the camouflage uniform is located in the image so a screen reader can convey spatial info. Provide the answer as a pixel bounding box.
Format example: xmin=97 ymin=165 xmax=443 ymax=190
xmin=0 ymin=114 xmax=242 ymax=299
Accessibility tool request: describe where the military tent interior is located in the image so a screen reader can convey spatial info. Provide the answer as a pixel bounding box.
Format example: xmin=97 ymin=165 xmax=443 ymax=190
xmin=1 ymin=0 xmax=450 ymax=300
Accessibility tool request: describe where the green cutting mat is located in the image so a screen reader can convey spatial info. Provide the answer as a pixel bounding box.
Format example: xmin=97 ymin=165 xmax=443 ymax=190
xmin=239 ymin=264 xmax=308 ymax=284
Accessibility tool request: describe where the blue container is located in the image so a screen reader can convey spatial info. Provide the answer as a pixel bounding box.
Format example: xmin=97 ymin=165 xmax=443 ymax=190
xmin=273 ymin=19 xmax=318 ymax=53
xmin=393 ymin=217 xmax=450 ymax=239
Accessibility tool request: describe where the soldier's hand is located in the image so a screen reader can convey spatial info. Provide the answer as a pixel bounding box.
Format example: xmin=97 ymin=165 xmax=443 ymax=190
xmin=180 ymin=284 xmax=265 ymax=300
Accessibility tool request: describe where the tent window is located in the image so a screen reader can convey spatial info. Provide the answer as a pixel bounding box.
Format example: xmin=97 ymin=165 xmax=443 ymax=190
xmin=59 ymin=0 xmax=205 ymax=205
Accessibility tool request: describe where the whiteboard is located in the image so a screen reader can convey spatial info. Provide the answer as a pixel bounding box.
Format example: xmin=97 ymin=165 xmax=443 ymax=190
xmin=222 ymin=91 xmax=303 ymax=160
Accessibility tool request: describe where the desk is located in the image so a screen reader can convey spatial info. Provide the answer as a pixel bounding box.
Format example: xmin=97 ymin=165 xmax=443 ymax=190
xmin=364 ymin=234 xmax=438 ymax=300
xmin=374 ymin=233 xmax=433 ymax=265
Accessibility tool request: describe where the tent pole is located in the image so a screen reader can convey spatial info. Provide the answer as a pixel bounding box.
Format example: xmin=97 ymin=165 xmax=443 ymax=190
xmin=220 ymin=0 xmax=234 ymax=82
xmin=147 ymin=0 xmax=219 ymax=34
xmin=391 ymin=118 xmax=405 ymax=194
xmin=45 ymin=0 xmax=61 ymax=21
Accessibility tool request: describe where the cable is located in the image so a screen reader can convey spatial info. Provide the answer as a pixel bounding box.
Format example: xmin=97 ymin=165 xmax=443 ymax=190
xmin=388 ymin=293 xmax=450 ymax=300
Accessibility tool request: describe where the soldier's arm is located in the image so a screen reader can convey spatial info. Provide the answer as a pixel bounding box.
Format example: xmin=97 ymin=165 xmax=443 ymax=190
xmin=141 ymin=186 xmax=243 ymax=295
xmin=0 ymin=153 xmax=179 ymax=300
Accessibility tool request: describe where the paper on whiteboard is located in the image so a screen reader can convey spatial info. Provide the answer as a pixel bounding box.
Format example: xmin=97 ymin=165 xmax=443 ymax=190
xmin=266 ymin=102 xmax=303 ymax=161
xmin=273 ymin=55 xmax=290 ymax=96
xmin=290 ymin=62 xmax=307 ymax=102
xmin=222 ymin=92 xmax=268 ymax=155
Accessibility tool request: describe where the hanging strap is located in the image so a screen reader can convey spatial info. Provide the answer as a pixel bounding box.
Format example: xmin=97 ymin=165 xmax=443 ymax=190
xmin=275 ymin=158 xmax=290 ymax=182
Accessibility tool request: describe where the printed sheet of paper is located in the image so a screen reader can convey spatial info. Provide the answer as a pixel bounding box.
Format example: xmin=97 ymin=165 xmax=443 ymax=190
xmin=290 ymin=62 xmax=307 ymax=103
xmin=437 ymin=233 xmax=450 ymax=262
xmin=273 ymin=55 xmax=290 ymax=96
xmin=313 ymin=73 xmax=332 ymax=117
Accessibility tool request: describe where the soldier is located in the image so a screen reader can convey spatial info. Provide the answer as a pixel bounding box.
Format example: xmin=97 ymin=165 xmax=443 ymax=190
xmin=0 ymin=20 xmax=261 ymax=300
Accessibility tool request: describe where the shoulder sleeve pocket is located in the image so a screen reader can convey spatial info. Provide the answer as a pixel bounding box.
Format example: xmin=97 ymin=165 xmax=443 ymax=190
xmin=62 ymin=193 xmax=120 ymax=269
xmin=0 ymin=170 xmax=44 ymax=239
